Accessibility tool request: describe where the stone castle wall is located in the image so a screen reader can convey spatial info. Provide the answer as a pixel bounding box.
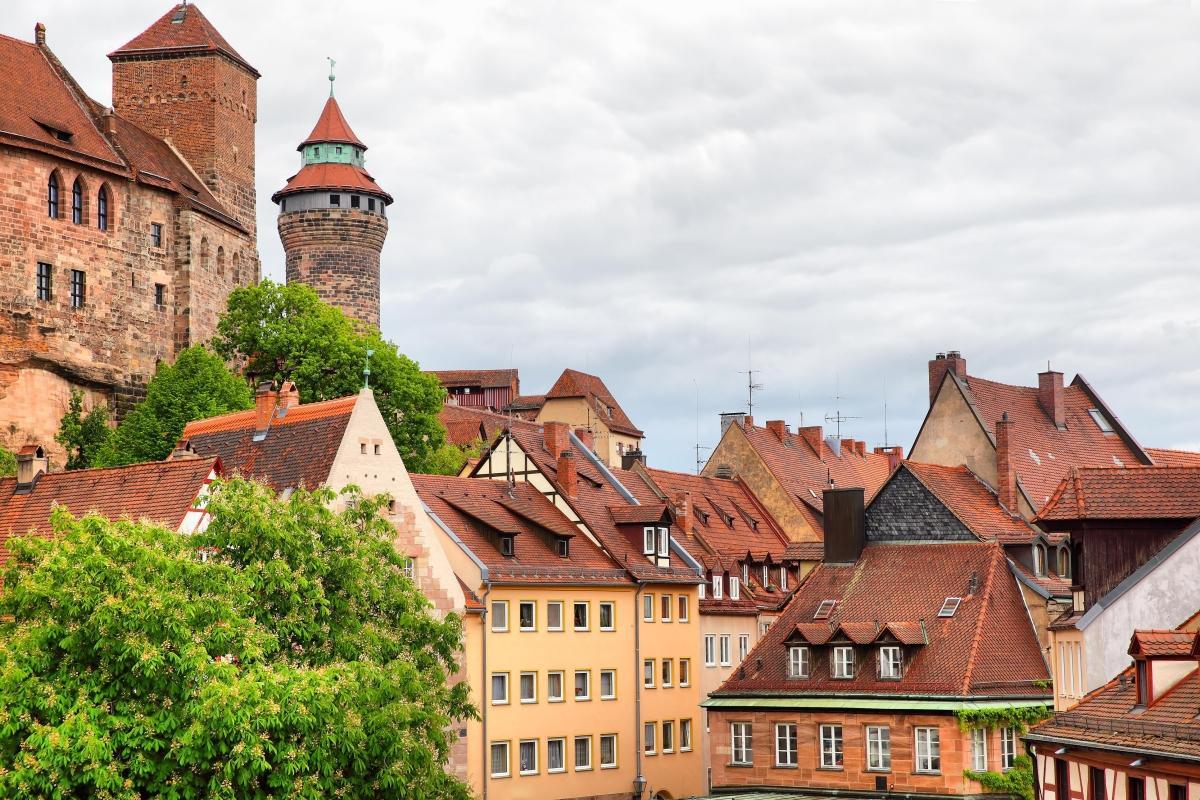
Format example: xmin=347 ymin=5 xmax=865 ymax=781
xmin=279 ymin=208 xmax=387 ymax=329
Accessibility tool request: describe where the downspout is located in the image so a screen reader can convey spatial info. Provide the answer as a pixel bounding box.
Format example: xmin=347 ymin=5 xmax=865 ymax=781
xmin=634 ymin=579 xmax=646 ymax=799
xmin=481 ymin=581 xmax=491 ymax=800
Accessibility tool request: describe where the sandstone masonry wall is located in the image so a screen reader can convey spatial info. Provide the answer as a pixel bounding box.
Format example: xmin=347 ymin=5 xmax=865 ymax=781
xmin=279 ymin=208 xmax=386 ymax=329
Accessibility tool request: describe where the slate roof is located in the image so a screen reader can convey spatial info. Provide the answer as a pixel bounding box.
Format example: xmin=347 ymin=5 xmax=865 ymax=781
xmin=714 ymin=541 xmax=1051 ymax=698
xmin=1038 ymin=466 xmax=1200 ymax=522
xmin=900 ymin=462 xmax=1040 ymax=545
xmin=108 ymin=3 xmax=258 ymax=76
xmin=544 ymin=369 xmax=643 ymax=437
xmin=181 ymin=395 xmax=357 ymax=492
xmin=299 ymin=96 xmax=365 ymax=149
xmin=0 ymin=458 xmax=217 ymax=567
xmin=414 ymin=474 xmax=628 ymax=585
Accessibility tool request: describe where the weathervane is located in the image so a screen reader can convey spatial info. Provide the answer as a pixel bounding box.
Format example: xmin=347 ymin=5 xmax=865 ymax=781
xmin=364 ymin=348 xmax=374 ymax=389
xmin=327 ymin=57 xmax=336 ymax=97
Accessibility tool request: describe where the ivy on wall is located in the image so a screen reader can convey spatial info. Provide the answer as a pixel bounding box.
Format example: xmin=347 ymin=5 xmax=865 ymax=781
xmin=957 ymin=705 xmax=1053 ymax=800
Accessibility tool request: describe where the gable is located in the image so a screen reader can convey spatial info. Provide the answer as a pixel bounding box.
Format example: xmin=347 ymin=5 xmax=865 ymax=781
xmin=910 ymin=376 xmax=998 ymax=486
xmin=866 ymin=468 xmax=978 ymax=543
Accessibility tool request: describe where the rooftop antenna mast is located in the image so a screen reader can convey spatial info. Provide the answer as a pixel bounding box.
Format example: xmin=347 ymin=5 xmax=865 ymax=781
xmin=824 ymin=375 xmax=861 ymax=439
xmin=693 ymin=378 xmax=710 ymax=475
xmin=738 ymin=338 xmax=764 ymax=416
xmin=882 ymin=377 xmax=889 ymax=448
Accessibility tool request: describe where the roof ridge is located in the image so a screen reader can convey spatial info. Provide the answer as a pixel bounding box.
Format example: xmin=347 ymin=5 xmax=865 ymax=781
xmin=0 ymin=455 xmax=215 ymax=486
xmin=1072 ymin=468 xmax=1085 ymax=518
xmin=962 ymin=544 xmax=1001 ymax=693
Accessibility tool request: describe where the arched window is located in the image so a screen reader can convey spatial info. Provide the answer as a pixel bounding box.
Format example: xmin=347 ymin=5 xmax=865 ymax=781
xmin=216 ymin=246 xmax=225 ymax=277
xmin=97 ymin=185 xmax=109 ymax=231
xmin=47 ymin=172 xmax=59 ymax=218
xmin=200 ymin=237 xmax=210 ymax=270
xmin=1057 ymin=546 xmax=1071 ymax=580
xmin=71 ymin=177 xmax=84 ymax=224
xmin=231 ymin=251 xmax=242 ymax=283
xmin=1032 ymin=542 xmax=1046 ymax=577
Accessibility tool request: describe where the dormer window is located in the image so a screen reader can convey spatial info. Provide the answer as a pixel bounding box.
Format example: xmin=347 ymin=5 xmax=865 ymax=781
xmin=1057 ymin=546 xmax=1072 ymax=580
xmin=500 ymin=536 xmax=514 ymax=557
xmin=643 ymin=527 xmax=655 ymax=555
xmin=1033 ymin=543 xmax=1046 ymax=576
xmin=832 ymin=645 xmax=855 ymax=679
xmin=730 ymin=577 xmax=740 ymax=600
xmin=938 ymin=597 xmax=962 ymax=618
xmin=556 ymin=538 xmax=569 ymax=558
xmin=814 ymin=599 xmax=837 ymax=620
xmin=713 ymin=575 xmax=723 ymax=600
xmin=879 ymin=646 xmax=903 ymax=679
xmin=657 ymin=527 xmax=669 ymax=558
xmin=788 ymin=646 xmax=810 ymax=678
xmin=762 ymin=563 xmax=769 ymax=587
xmin=779 ymin=567 xmax=789 ymax=591
xmin=742 ymin=562 xmax=749 ymax=583
xmin=1135 ymin=660 xmax=1149 ymax=707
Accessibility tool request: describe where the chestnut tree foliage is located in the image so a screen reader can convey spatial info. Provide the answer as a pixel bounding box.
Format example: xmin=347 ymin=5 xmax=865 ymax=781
xmin=0 ymin=478 xmax=474 ymax=799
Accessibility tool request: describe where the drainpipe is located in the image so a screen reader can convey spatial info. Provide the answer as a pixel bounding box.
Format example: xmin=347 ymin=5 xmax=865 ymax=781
xmin=481 ymin=581 xmax=492 ymax=800
xmin=634 ymin=580 xmax=646 ymax=800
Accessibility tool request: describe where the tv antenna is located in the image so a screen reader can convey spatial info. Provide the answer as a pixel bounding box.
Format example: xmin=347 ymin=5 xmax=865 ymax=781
xmin=824 ymin=377 xmax=860 ymax=439
xmin=882 ymin=377 xmax=890 ymax=448
xmin=693 ymin=379 xmax=710 ymax=475
xmin=738 ymin=339 xmax=764 ymax=415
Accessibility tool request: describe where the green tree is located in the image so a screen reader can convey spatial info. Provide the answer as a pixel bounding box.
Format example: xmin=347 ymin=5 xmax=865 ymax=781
xmin=214 ymin=281 xmax=451 ymax=473
xmin=96 ymin=345 xmax=253 ymax=466
xmin=0 ymin=478 xmax=474 ymax=799
xmin=54 ymin=389 xmax=111 ymax=470
xmin=0 ymin=445 xmax=15 ymax=477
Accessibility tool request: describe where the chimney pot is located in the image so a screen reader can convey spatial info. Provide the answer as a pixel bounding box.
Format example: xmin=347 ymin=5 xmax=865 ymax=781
xmin=672 ymin=491 xmax=693 ymax=534
xmin=620 ymin=448 xmax=646 ymax=471
xmin=928 ymin=350 xmax=966 ymax=406
xmin=743 ymin=415 xmax=754 ymax=429
xmin=34 ymin=22 xmax=45 ymax=46
xmin=557 ymin=450 xmax=578 ymax=499
xmin=1038 ymin=369 xmax=1065 ymax=429
xmin=543 ymin=421 xmax=570 ymax=459
xmin=574 ymin=427 xmax=595 ymax=453
xmin=874 ymin=445 xmax=904 ymax=471
xmin=15 ymin=444 xmax=48 ymax=488
xmin=254 ymin=381 xmax=279 ymax=433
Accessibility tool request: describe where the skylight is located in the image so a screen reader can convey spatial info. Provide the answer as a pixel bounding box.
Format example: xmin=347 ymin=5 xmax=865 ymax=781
xmin=937 ymin=597 xmax=962 ymax=618
xmin=1089 ymin=408 xmax=1115 ymax=433
xmin=814 ymin=599 xmax=837 ymax=620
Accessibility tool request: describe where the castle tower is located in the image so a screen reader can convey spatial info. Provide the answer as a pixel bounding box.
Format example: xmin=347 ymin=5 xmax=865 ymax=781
xmin=108 ymin=3 xmax=259 ymax=238
xmin=273 ymin=88 xmax=392 ymax=329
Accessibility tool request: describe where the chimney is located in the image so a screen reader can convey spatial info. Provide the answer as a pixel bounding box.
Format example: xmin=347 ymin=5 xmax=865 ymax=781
xmin=996 ymin=412 xmax=1017 ymax=513
xmin=719 ymin=412 xmax=747 ymax=435
xmin=766 ymin=420 xmax=788 ymax=441
xmin=34 ymin=22 xmax=45 ymax=46
xmin=574 ymin=428 xmax=595 ymax=452
xmin=671 ymin=491 xmax=693 ymax=534
xmin=102 ymin=108 xmax=117 ymax=137
xmin=874 ymin=445 xmax=904 ymax=471
xmin=714 ymin=464 xmax=734 ymax=480
xmin=743 ymin=415 xmax=754 ymax=429
xmin=169 ymin=438 xmax=198 ymax=460
xmin=826 ymin=436 xmax=842 ymax=458
xmin=1038 ymin=369 xmax=1065 ymax=429
xmin=544 ymin=421 xmax=570 ymax=459
xmin=798 ymin=425 xmax=823 ymax=454
xmin=557 ymin=450 xmax=578 ymax=499
xmin=254 ymin=381 xmax=278 ymax=433
xmin=277 ymin=380 xmax=301 ymax=411
xmin=15 ymin=444 xmax=48 ymax=490
xmin=621 ymin=448 xmax=646 ymax=471
xmin=823 ymin=487 xmax=866 ymax=564
xmin=928 ymin=350 xmax=967 ymax=405
xmin=853 ymin=440 xmax=866 ymax=458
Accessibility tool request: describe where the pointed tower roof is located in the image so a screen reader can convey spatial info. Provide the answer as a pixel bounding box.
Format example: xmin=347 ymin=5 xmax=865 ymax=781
xmin=108 ymin=3 xmax=259 ymax=77
xmin=299 ymin=96 xmax=366 ymax=151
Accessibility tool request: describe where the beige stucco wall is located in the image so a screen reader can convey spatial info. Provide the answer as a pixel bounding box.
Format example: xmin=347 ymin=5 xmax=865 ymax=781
xmin=910 ymin=380 xmax=997 ymax=485
xmin=536 ymin=396 xmax=640 ymax=470
xmin=696 ymin=612 xmax=759 ymax=793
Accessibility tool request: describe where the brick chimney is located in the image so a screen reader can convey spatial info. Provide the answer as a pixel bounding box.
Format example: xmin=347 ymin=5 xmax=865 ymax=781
xmin=743 ymin=415 xmax=755 ymax=429
xmin=996 ymin=412 xmax=1017 ymax=513
xmin=34 ymin=22 xmax=45 ymax=46
xmin=766 ymin=420 xmax=788 ymax=441
xmin=254 ymin=381 xmax=278 ymax=433
xmin=102 ymin=108 xmax=117 ymax=137
xmin=671 ymin=491 xmax=693 ymax=535
xmin=544 ymin=421 xmax=570 ymax=459
xmin=15 ymin=444 xmax=48 ymax=489
xmin=277 ymin=381 xmax=301 ymax=412
xmin=853 ymin=440 xmax=866 ymax=458
xmin=574 ymin=427 xmax=595 ymax=452
xmin=1038 ymin=369 xmax=1065 ymax=429
xmin=798 ymin=425 xmax=823 ymax=454
xmin=874 ymin=445 xmax=904 ymax=471
xmin=928 ymin=350 xmax=967 ymax=405
xmin=823 ymin=487 xmax=866 ymax=564
xmin=557 ymin=450 xmax=578 ymax=499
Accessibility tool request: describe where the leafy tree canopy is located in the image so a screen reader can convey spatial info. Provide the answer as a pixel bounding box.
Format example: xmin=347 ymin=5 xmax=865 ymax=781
xmin=0 ymin=446 xmax=14 ymax=477
xmin=54 ymin=389 xmax=110 ymax=470
xmin=96 ymin=345 xmax=253 ymax=467
xmin=214 ymin=281 xmax=451 ymax=473
xmin=0 ymin=478 xmax=474 ymax=799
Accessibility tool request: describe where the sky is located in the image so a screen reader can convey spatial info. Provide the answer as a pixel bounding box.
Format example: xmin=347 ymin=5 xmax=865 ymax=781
xmin=7 ymin=0 xmax=1200 ymax=472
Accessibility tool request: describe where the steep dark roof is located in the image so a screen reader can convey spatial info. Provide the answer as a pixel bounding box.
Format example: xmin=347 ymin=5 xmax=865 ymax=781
xmin=108 ymin=3 xmax=259 ymax=76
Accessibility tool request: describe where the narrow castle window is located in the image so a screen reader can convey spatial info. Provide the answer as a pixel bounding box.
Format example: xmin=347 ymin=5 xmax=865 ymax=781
xmin=97 ymin=186 xmax=109 ymax=231
xmin=47 ymin=172 xmax=59 ymax=218
xmin=151 ymin=223 xmax=162 ymax=247
xmin=71 ymin=178 xmax=83 ymax=224
xmin=155 ymin=284 xmax=166 ymax=307
xmin=368 ymin=198 xmax=376 ymax=212
xmin=69 ymin=269 xmax=85 ymax=309
xmin=216 ymin=246 xmax=226 ymax=277
xmin=36 ymin=262 xmax=52 ymax=301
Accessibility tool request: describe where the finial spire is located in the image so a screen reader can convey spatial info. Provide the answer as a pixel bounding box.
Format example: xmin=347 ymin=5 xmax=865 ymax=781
xmin=327 ymin=57 xmax=336 ymax=97
xmin=364 ymin=348 xmax=373 ymax=389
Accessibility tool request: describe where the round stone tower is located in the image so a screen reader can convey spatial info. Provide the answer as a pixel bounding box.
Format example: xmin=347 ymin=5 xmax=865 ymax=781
xmin=272 ymin=93 xmax=392 ymax=329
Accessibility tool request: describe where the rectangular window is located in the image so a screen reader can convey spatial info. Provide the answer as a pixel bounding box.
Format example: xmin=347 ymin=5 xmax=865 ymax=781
xmin=350 ymin=194 xmax=361 ymax=209
xmin=1169 ymin=786 xmax=1186 ymax=800
xmin=775 ymin=723 xmax=798 ymax=767
xmin=971 ymin=728 xmax=988 ymax=772
xmin=151 ymin=222 xmax=162 ymax=247
xmin=573 ymin=601 xmax=589 ymax=630
xmin=1090 ymin=767 xmax=1107 ymax=800
xmin=731 ymin=576 xmax=741 ymax=600
xmin=154 ymin=283 xmax=166 ymax=307
xmin=69 ymin=269 xmax=85 ymax=309
xmin=1001 ymin=727 xmax=1017 ymax=771
xmin=832 ymin=646 xmax=855 ymax=678
xmin=679 ymin=658 xmax=691 ymax=686
xmin=662 ymin=720 xmax=675 ymax=753
xmin=547 ymin=601 xmax=563 ymax=631
xmin=731 ymin=722 xmax=752 ymax=765
xmin=643 ymin=594 xmax=654 ymax=622
xmin=643 ymin=527 xmax=655 ymax=555
xmin=491 ymin=673 xmax=509 ymax=705
xmin=657 ymin=526 xmax=669 ymax=558
xmin=599 ymin=601 xmax=615 ymax=630
xmin=644 ymin=722 xmax=657 ymax=755
xmin=368 ymin=197 xmax=376 ymax=211
xmin=547 ymin=671 xmax=564 ymax=702
xmin=880 ymin=646 xmax=903 ymax=679
xmin=820 ymin=724 xmax=843 ymax=769
xmin=915 ymin=727 xmax=941 ymax=774
xmin=789 ymin=646 xmax=810 ymax=678
xmin=547 ymin=738 xmax=566 ymax=773
xmin=600 ymin=734 xmax=617 ymax=768
xmin=644 ymin=658 xmax=655 ymax=688
xmin=719 ymin=634 xmax=732 ymax=666
xmin=519 ymin=601 xmax=535 ymax=631
xmin=705 ymin=635 xmax=716 ymax=666
xmin=661 ymin=658 xmax=673 ymax=687
xmin=600 ymin=669 xmax=616 ymax=699
xmin=1128 ymin=778 xmax=1146 ymax=800
xmin=680 ymin=718 xmax=693 ymax=751
xmin=574 ymin=736 xmax=592 ymax=770
xmin=739 ymin=633 xmax=750 ymax=661
xmin=574 ymin=670 xmax=590 ymax=700
xmin=867 ymin=725 xmax=891 ymax=771
xmin=329 ymin=193 xmax=341 ymax=206
xmin=678 ymin=595 xmax=689 ymax=621
xmin=490 ymin=741 xmax=510 ymax=778
xmin=661 ymin=594 xmax=672 ymax=621
xmin=780 ymin=566 xmax=788 ymax=590
xmin=713 ymin=575 xmax=723 ymax=599
xmin=519 ymin=739 xmax=537 ymax=775
xmin=36 ymin=262 xmax=52 ymax=301
xmin=519 ymin=671 xmax=536 ymax=703
xmin=491 ymin=601 xmax=508 ymax=632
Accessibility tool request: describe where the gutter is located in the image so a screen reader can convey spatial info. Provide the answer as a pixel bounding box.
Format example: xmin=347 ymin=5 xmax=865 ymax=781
xmin=481 ymin=582 xmax=491 ymax=800
xmin=702 ymin=695 xmax=1051 ymax=709
xmin=1025 ymin=732 xmax=1200 ymax=765
xmin=634 ymin=580 xmax=646 ymax=800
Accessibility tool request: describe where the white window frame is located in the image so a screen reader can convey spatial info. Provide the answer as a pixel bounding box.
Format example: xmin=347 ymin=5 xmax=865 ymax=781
xmin=574 ymin=735 xmax=592 ymax=771
xmin=643 ymin=526 xmax=656 ymax=555
xmin=573 ymin=601 xmax=589 ymax=631
xmin=915 ymin=727 xmax=941 ymax=774
xmin=788 ymin=646 xmax=810 ymax=679
xmin=762 ymin=563 xmax=769 ymax=587
xmin=820 ymin=724 xmax=843 ymax=769
xmin=574 ymin=669 xmax=590 ymax=701
xmin=491 ymin=600 xmax=509 ymax=632
xmin=490 ymin=741 xmax=510 ymax=778
xmin=680 ymin=718 xmax=693 ymax=751
xmin=739 ymin=633 xmax=750 ymax=661
xmin=656 ymin=526 xmax=670 ymax=558
xmin=547 ymin=737 xmax=566 ymax=773
xmin=698 ymin=582 xmax=706 ymax=599
xmin=661 ymin=593 xmax=672 ymax=622
xmin=880 ymin=645 xmax=903 ymax=679
xmin=599 ymin=601 xmax=615 ymax=631
xmin=775 ymin=723 xmax=798 ymax=767
xmin=547 ymin=600 xmax=564 ymax=632
xmin=600 ymin=733 xmax=618 ymax=769
xmin=600 ymin=669 xmax=616 ymax=700
xmin=661 ymin=658 xmax=673 ymax=687
xmin=1000 ymin=727 xmax=1017 ymax=771
xmin=971 ymin=728 xmax=988 ymax=772
xmin=713 ymin=575 xmax=724 ymax=599
xmin=678 ymin=595 xmax=690 ymax=622
xmin=491 ymin=672 xmax=509 ymax=705
xmin=518 ymin=739 xmax=538 ymax=776
xmin=519 ymin=671 xmax=537 ymax=704
xmin=731 ymin=722 xmax=752 ymax=765
xmin=547 ymin=670 xmax=564 ymax=703
xmin=643 ymin=594 xmax=654 ymax=622
xmin=780 ymin=566 xmax=789 ymax=591
xmin=644 ymin=658 xmax=655 ymax=688
xmin=719 ymin=634 xmax=732 ymax=666
xmin=679 ymin=658 xmax=691 ymax=686
xmin=832 ymin=645 xmax=855 ymax=678
xmin=705 ymin=635 xmax=717 ymax=666
xmin=644 ymin=722 xmax=657 ymax=755
xmin=731 ymin=577 xmax=741 ymax=600
xmin=662 ymin=720 xmax=675 ymax=753
xmin=519 ymin=600 xmax=536 ymax=632
xmin=867 ymin=725 xmax=891 ymax=772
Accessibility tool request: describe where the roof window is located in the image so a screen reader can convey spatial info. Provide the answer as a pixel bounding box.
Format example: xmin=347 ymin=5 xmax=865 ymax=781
xmin=500 ymin=535 xmax=514 ymax=557
xmin=1088 ymin=408 xmax=1114 ymax=433
xmin=938 ymin=597 xmax=962 ymax=618
xmin=814 ymin=599 xmax=837 ymax=620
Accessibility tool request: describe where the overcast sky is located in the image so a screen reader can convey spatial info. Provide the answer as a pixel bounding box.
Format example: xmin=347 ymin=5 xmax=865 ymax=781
xmin=8 ymin=0 xmax=1200 ymax=472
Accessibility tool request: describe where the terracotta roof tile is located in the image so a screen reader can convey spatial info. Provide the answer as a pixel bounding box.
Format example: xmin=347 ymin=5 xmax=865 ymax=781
xmin=438 ymin=405 xmax=510 ymax=447
xmin=544 ymin=369 xmax=642 ymax=437
xmin=1129 ymin=630 xmax=1196 ymax=658
xmin=299 ymin=96 xmax=365 ymax=149
xmin=1148 ymin=447 xmax=1200 ymax=467
xmin=904 ymin=462 xmax=1038 ymax=545
xmin=272 ymin=162 xmax=392 ymax=204
xmin=1039 ymin=466 xmax=1200 ymax=522
xmin=108 ymin=3 xmax=257 ymax=77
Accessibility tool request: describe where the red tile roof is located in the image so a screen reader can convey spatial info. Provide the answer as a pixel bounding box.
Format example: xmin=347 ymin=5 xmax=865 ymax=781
xmin=1148 ymin=447 xmax=1200 ymax=467
xmin=1129 ymin=630 xmax=1196 ymax=658
xmin=714 ymin=541 xmax=1051 ymax=698
xmin=544 ymin=369 xmax=642 ymax=437
xmin=181 ymin=396 xmax=357 ymax=492
xmin=271 ymin=162 xmax=393 ymax=204
xmin=903 ymin=462 xmax=1038 ymax=545
xmin=414 ymin=474 xmax=629 ymax=585
xmin=299 ymin=96 xmax=365 ymax=150
xmin=1039 ymin=466 xmax=1200 ymax=522
xmin=438 ymin=405 xmax=511 ymax=447
xmin=430 ymin=369 xmax=519 ymax=393
xmin=0 ymin=458 xmax=217 ymax=567
xmin=108 ymin=3 xmax=257 ymax=77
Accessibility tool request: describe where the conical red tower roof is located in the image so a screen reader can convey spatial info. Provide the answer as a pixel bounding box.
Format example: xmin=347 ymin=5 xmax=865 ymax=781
xmin=108 ymin=3 xmax=258 ymax=77
xmin=299 ymin=96 xmax=366 ymax=151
